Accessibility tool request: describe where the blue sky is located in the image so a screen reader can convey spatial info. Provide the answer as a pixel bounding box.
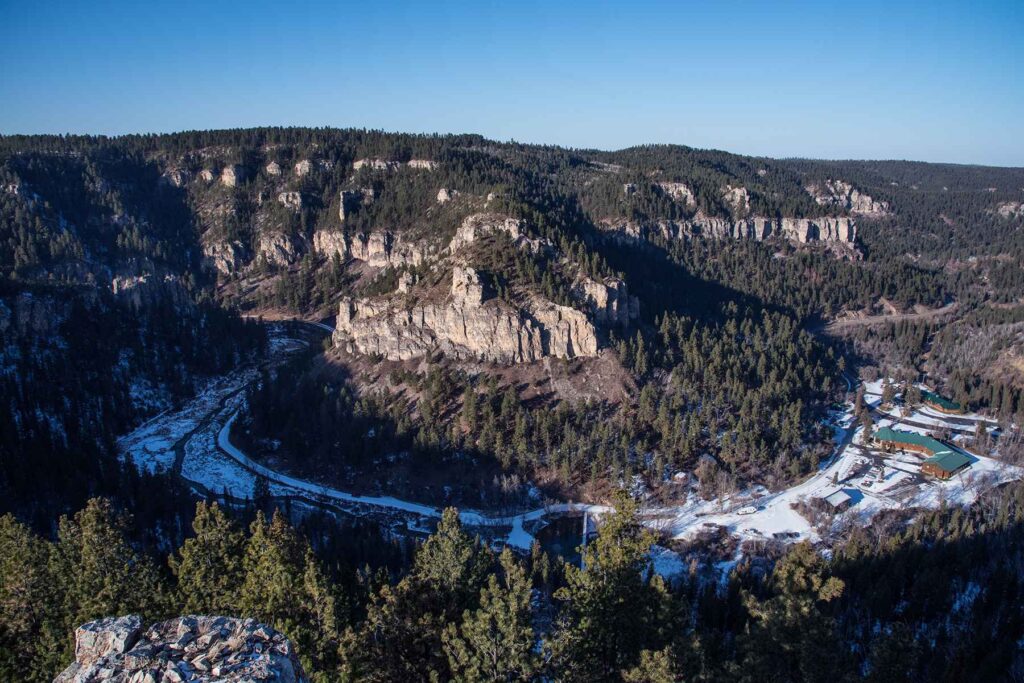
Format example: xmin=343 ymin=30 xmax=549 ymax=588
xmin=1 ymin=0 xmax=1021 ymax=165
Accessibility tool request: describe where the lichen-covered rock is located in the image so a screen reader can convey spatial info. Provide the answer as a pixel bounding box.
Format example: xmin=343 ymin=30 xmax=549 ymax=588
xmin=807 ymin=179 xmax=890 ymax=217
xmin=54 ymin=615 xmax=306 ymax=683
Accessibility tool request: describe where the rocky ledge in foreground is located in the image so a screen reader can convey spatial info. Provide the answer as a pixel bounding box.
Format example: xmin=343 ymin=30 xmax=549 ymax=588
xmin=54 ymin=615 xmax=306 ymax=683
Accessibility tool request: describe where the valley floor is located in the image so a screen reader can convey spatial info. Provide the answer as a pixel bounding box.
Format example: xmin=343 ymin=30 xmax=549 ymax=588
xmin=118 ymin=324 xmax=1022 ymax=579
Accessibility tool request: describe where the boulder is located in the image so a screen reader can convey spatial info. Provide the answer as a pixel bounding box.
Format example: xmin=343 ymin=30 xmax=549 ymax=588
xmin=54 ymin=615 xmax=306 ymax=683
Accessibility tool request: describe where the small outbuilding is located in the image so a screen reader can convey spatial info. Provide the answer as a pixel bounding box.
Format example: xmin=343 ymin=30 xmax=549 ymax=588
xmin=823 ymin=489 xmax=853 ymax=511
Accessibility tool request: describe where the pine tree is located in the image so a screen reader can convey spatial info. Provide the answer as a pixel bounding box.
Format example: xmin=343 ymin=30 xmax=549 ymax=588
xmin=239 ymin=510 xmax=307 ymax=632
xmin=547 ymin=492 xmax=673 ymax=682
xmin=736 ymin=542 xmax=846 ymax=683
xmin=49 ymin=499 xmax=167 ymax=664
xmin=0 ymin=515 xmax=62 ymax=683
xmin=169 ymin=501 xmax=246 ymax=615
xmin=443 ymin=548 xmax=539 ymax=682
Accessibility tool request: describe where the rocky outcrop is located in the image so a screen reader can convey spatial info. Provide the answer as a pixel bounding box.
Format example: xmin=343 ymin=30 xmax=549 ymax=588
xmin=161 ymin=169 xmax=191 ymax=188
xmin=312 ymin=230 xmax=348 ymax=261
xmin=598 ymin=213 xmax=857 ymax=246
xmin=407 ymin=159 xmax=438 ymax=170
xmin=994 ymin=201 xmax=1023 ymax=219
xmin=656 ymin=182 xmax=696 ymax=206
xmin=722 ymin=185 xmax=750 ymax=215
xmin=311 ymin=229 xmax=426 ymax=268
xmin=807 ymin=179 xmax=890 ymax=217
xmin=265 ymin=161 xmax=282 ymax=176
xmin=333 ymin=268 xmax=599 ymax=363
xmin=353 ymin=158 xmax=401 ymax=172
xmin=437 ymin=188 xmax=457 ymax=204
xmin=220 ymin=165 xmax=243 ymax=188
xmin=277 ymin=191 xmax=302 ymax=211
xmin=54 ymin=615 xmax=306 ymax=683
xmin=577 ymin=277 xmax=639 ymax=326
xmin=202 ymin=240 xmax=247 ymax=275
xmin=199 ymin=169 xmax=215 ymax=183
xmin=294 ymin=159 xmax=313 ymax=176
xmin=257 ymin=232 xmax=305 ymax=267
xmin=449 ymin=213 xmax=525 ymax=251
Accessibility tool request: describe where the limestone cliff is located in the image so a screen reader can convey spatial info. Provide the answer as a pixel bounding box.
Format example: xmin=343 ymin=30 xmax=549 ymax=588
xmin=806 ymin=179 xmax=890 ymax=217
xmin=598 ymin=213 xmax=857 ymax=246
xmin=54 ymin=615 xmax=306 ymax=683
xmin=333 ymin=266 xmax=599 ymax=363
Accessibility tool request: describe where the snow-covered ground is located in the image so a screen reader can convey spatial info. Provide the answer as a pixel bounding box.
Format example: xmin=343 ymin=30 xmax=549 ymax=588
xmin=120 ymin=349 xmax=1022 ymax=573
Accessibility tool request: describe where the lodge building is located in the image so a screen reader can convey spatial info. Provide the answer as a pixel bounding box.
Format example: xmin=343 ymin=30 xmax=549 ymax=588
xmin=922 ymin=389 xmax=963 ymax=415
xmin=873 ymin=426 xmax=971 ymax=480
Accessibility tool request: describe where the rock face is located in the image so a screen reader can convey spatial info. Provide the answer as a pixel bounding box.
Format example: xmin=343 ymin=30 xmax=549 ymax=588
xmin=449 ymin=213 xmax=525 ymax=251
xmin=598 ymin=213 xmax=857 ymax=246
xmin=311 ymin=229 xmax=426 ymax=268
xmin=277 ymin=191 xmax=303 ymax=211
xmin=353 ymin=158 xmax=401 ymax=172
xmin=54 ymin=615 xmax=306 ymax=683
xmin=656 ymin=182 xmax=696 ymax=206
xmin=161 ymin=169 xmax=191 ymax=188
xmin=722 ymin=185 xmax=750 ymax=215
xmin=202 ymin=240 xmax=247 ymax=275
xmin=220 ymin=165 xmax=243 ymax=188
xmin=257 ymin=232 xmax=305 ymax=266
xmin=994 ymin=201 xmax=1023 ymax=219
xmin=577 ymin=277 xmax=639 ymax=326
xmin=807 ymin=179 xmax=890 ymax=217
xmin=333 ymin=268 xmax=599 ymax=363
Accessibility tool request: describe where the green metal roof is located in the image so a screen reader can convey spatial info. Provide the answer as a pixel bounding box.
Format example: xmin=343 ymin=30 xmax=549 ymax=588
xmin=922 ymin=390 xmax=961 ymax=412
xmin=874 ymin=427 xmax=949 ymax=455
xmin=922 ymin=450 xmax=972 ymax=473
